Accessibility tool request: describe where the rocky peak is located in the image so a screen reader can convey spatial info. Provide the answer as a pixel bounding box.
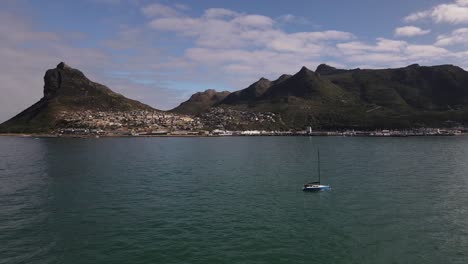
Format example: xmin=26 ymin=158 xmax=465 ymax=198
xmin=57 ymin=62 xmax=72 ymax=70
xmin=255 ymin=77 xmax=272 ymax=86
xmin=407 ymin=64 xmax=420 ymax=68
xmin=296 ymin=66 xmax=320 ymax=79
xmin=316 ymin=64 xmax=337 ymax=74
xmin=43 ymin=62 xmax=89 ymax=99
xmin=274 ymin=74 xmax=292 ymax=85
xmin=189 ymin=89 xmax=230 ymax=102
xmin=278 ymin=74 xmax=292 ymax=80
xmin=299 ymin=66 xmax=312 ymax=73
xmin=250 ymin=78 xmax=272 ymax=96
xmin=202 ymin=89 xmax=217 ymax=96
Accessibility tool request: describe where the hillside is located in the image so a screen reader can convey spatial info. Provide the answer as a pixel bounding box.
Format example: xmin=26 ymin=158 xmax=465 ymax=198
xmin=177 ymin=64 xmax=468 ymax=129
xmin=0 ymin=62 xmax=156 ymax=133
xmin=171 ymin=89 xmax=230 ymax=115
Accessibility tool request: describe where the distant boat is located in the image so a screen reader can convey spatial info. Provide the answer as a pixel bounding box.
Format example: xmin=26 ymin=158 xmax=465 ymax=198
xmin=303 ymin=149 xmax=331 ymax=192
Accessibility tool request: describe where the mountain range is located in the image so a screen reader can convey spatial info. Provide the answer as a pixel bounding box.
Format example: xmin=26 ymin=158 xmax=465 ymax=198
xmin=172 ymin=63 xmax=468 ymax=129
xmin=2 ymin=62 xmax=468 ymax=133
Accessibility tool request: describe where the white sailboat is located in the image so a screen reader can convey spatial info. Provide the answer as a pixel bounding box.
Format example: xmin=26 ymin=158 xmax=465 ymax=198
xmin=303 ymin=149 xmax=331 ymax=192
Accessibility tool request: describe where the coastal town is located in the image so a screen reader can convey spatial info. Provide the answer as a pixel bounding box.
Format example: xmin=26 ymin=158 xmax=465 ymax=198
xmin=57 ymin=128 xmax=465 ymax=137
xmin=55 ymin=109 xmax=203 ymax=136
xmin=49 ymin=109 xmax=467 ymax=137
xmin=52 ymin=107 xmax=283 ymax=136
xmin=198 ymin=107 xmax=281 ymax=131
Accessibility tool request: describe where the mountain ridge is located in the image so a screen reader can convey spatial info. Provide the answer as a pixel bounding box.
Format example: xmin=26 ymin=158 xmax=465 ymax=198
xmin=3 ymin=62 xmax=468 ymax=133
xmin=175 ymin=63 xmax=468 ymax=129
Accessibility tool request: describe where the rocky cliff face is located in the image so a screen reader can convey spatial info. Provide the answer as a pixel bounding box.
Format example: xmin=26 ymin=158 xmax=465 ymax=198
xmin=0 ymin=62 xmax=156 ymax=133
xmin=43 ymin=63 xmax=63 ymax=99
xmin=40 ymin=62 xmax=154 ymax=111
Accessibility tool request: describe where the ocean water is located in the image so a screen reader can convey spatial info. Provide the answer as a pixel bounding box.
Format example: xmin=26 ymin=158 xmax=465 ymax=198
xmin=1 ymin=136 xmax=468 ymax=264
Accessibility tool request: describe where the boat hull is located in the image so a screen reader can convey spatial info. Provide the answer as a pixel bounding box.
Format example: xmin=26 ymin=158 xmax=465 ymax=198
xmin=303 ymin=185 xmax=331 ymax=192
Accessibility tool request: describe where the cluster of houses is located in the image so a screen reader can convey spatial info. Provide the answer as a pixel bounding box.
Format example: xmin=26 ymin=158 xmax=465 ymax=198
xmin=56 ymin=127 xmax=464 ymax=137
xmin=55 ymin=110 xmax=204 ymax=134
xmin=200 ymin=107 xmax=279 ymax=131
xmin=53 ymin=109 xmax=465 ymax=137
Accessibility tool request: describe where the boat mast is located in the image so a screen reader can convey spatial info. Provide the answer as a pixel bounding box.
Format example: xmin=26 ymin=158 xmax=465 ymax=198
xmin=317 ymin=149 xmax=321 ymax=184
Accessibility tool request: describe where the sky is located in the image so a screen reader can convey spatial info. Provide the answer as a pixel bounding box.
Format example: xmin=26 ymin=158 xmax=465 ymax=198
xmin=1 ymin=0 xmax=468 ymax=122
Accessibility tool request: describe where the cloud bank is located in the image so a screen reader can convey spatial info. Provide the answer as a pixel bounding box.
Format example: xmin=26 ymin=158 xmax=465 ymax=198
xmin=405 ymin=0 xmax=468 ymax=24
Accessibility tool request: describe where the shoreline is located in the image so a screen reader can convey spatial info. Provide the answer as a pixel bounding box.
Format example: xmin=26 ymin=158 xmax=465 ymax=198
xmin=1 ymin=133 xmax=466 ymax=138
xmin=0 ymin=133 xmax=209 ymax=138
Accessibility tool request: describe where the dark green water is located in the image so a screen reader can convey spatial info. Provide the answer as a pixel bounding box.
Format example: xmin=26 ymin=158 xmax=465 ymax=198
xmin=1 ymin=136 xmax=468 ymax=264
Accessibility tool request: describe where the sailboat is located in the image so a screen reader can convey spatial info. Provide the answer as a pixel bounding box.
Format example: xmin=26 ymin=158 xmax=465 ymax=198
xmin=303 ymin=149 xmax=331 ymax=192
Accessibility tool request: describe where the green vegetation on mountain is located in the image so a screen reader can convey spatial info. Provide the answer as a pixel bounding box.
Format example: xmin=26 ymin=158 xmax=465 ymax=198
xmin=176 ymin=64 xmax=468 ymax=129
xmin=3 ymin=62 xmax=468 ymax=133
xmin=171 ymin=89 xmax=230 ymax=115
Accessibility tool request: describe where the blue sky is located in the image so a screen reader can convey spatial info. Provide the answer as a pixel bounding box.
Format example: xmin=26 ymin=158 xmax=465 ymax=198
xmin=1 ymin=0 xmax=468 ymax=122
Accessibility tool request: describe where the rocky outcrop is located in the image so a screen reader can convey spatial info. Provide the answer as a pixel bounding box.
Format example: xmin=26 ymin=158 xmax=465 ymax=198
xmin=0 ymin=62 xmax=156 ymax=133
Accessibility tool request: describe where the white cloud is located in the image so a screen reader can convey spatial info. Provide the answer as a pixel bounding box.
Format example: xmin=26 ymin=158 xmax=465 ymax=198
xmin=277 ymin=14 xmax=311 ymax=25
xmin=395 ymin=26 xmax=430 ymax=37
xmin=456 ymin=0 xmax=468 ymax=5
xmin=375 ymin=38 xmax=409 ymax=52
xmin=147 ymin=8 xmax=353 ymax=52
xmin=183 ymin=47 xmax=322 ymax=84
xmin=141 ymin=3 xmax=180 ymax=18
xmin=144 ymin=7 xmax=357 ymax=86
xmin=278 ymin=14 xmax=296 ymax=23
xmin=432 ymin=4 xmax=468 ymax=24
xmin=406 ymin=45 xmax=450 ymax=57
xmin=266 ymin=31 xmax=353 ymax=53
xmin=149 ymin=17 xmax=201 ymax=32
xmin=231 ymin=15 xmax=274 ymax=28
xmin=203 ymin=8 xmax=239 ymax=19
xmin=337 ymin=38 xmax=407 ymax=55
xmin=404 ymin=11 xmax=431 ymax=22
xmin=435 ymin=28 xmax=468 ymax=46
xmin=405 ymin=0 xmax=468 ymax=24
xmin=337 ymin=38 xmax=452 ymax=67
xmin=174 ymin=4 xmax=190 ymax=11
xmin=144 ymin=5 xmax=464 ymax=82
